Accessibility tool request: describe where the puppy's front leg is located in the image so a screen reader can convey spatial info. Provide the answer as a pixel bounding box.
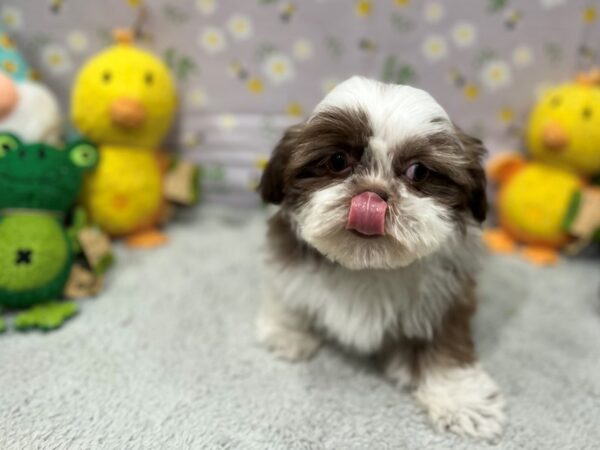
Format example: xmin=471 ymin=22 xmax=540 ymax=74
xmin=256 ymin=295 xmax=321 ymax=362
xmin=410 ymin=298 xmax=505 ymax=440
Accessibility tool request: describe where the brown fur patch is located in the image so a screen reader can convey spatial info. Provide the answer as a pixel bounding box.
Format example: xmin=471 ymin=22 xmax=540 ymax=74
xmin=393 ymin=127 xmax=487 ymax=223
xmin=266 ymin=210 xmax=328 ymax=267
xmin=258 ymin=123 xmax=304 ymax=205
xmin=377 ymin=287 xmax=477 ymax=381
xmin=258 ymin=107 xmax=372 ymax=206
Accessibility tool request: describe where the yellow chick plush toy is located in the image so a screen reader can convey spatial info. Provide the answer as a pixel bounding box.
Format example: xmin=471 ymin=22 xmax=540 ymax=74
xmin=485 ymin=69 xmax=600 ymax=264
xmin=71 ymin=30 xmax=197 ymax=247
xmin=527 ymin=69 xmax=600 ymax=178
xmin=484 ymin=155 xmax=583 ymax=264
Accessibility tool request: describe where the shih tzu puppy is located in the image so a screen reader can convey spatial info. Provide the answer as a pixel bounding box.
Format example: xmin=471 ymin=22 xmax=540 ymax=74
xmin=257 ymin=76 xmax=504 ymax=439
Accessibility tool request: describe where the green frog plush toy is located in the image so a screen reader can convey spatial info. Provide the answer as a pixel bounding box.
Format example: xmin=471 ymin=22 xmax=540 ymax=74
xmin=0 ymin=133 xmax=101 ymax=331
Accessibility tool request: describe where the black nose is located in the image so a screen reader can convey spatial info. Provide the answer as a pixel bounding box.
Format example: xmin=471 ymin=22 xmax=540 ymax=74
xmin=372 ymin=190 xmax=389 ymax=202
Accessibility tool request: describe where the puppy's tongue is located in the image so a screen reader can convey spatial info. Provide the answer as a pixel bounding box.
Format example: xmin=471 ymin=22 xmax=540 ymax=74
xmin=346 ymin=192 xmax=387 ymax=236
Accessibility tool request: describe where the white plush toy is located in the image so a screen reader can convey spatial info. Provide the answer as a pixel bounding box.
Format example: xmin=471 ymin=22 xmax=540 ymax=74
xmin=0 ymin=28 xmax=62 ymax=144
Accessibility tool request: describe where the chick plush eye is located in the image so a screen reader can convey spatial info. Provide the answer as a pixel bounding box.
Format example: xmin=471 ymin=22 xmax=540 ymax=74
xmin=404 ymin=162 xmax=429 ymax=182
xmin=327 ymin=152 xmax=349 ymax=173
xmin=102 ymin=71 xmax=112 ymax=83
xmin=144 ymin=72 xmax=154 ymax=85
xmin=582 ymin=107 xmax=593 ymax=120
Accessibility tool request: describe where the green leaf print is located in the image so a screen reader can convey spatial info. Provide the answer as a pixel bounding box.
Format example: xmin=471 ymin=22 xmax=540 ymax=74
xmin=324 ymin=36 xmax=344 ymax=60
xmin=390 ymin=13 xmax=415 ymax=32
xmin=203 ymin=165 xmax=226 ymax=183
xmin=473 ymin=49 xmax=498 ymax=68
xmin=162 ymin=4 xmax=189 ymax=24
xmin=31 ymin=34 xmax=53 ymax=47
xmin=487 ymin=0 xmax=508 ymax=13
xmin=381 ymin=56 xmax=416 ymax=84
xmin=163 ymin=48 xmax=199 ymax=82
xmin=256 ymin=43 xmax=278 ymax=62
xmin=545 ymin=42 xmax=563 ymax=64
xmin=578 ymin=45 xmax=597 ymax=63
xmin=396 ymin=65 xmax=416 ymax=84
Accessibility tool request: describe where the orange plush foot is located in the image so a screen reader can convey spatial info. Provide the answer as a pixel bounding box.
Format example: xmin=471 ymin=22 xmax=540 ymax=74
xmin=483 ymin=228 xmax=517 ymax=253
xmin=521 ymin=246 xmax=559 ymax=265
xmin=126 ymin=229 xmax=169 ymax=248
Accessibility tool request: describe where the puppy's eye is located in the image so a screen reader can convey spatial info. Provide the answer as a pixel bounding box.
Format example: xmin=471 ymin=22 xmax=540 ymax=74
xmin=327 ymin=152 xmax=349 ymax=173
xmin=404 ymin=162 xmax=429 ymax=182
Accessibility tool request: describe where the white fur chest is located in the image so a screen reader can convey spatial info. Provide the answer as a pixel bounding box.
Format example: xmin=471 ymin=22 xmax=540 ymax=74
xmin=263 ymin=229 xmax=483 ymax=354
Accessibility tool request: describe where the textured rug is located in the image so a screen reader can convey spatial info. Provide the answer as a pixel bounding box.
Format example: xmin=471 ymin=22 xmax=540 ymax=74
xmin=1 ymin=206 xmax=599 ymax=450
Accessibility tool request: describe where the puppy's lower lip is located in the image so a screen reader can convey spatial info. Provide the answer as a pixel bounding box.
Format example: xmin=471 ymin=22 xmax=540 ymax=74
xmin=346 ymin=191 xmax=387 ymax=236
xmin=350 ymin=230 xmax=381 ymax=239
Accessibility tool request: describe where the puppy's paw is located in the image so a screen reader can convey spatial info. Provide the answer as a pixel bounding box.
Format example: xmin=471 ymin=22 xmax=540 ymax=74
xmin=415 ymin=365 xmax=505 ymax=440
xmin=258 ymin=329 xmax=321 ymax=362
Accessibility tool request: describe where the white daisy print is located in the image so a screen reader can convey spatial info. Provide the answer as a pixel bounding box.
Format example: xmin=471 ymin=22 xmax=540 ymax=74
xmin=66 ymin=31 xmax=89 ymax=53
xmin=320 ymin=77 xmax=340 ymax=94
xmin=512 ymin=45 xmax=533 ymax=67
xmin=480 ymin=60 xmax=512 ymax=91
xmin=188 ymin=87 xmax=208 ymax=109
xmin=42 ymin=45 xmax=72 ymax=74
xmin=199 ymin=27 xmax=227 ymax=54
xmin=422 ymin=35 xmax=448 ymax=61
xmin=218 ymin=114 xmax=237 ymax=131
xmin=451 ymin=22 xmax=476 ymax=48
xmin=262 ymin=53 xmax=295 ymax=84
xmin=196 ymin=0 xmax=216 ymax=16
xmin=292 ymin=39 xmax=313 ymax=61
xmin=1 ymin=6 xmax=23 ymax=30
xmin=423 ymin=2 xmax=444 ymax=23
xmin=227 ymin=14 xmax=253 ymax=41
xmin=540 ymin=0 xmax=566 ymax=9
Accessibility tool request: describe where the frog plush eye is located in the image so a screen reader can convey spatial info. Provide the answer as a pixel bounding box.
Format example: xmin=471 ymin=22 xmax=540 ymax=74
xmin=69 ymin=142 xmax=99 ymax=169
xmin=0 ymin=133 xmax=21 ymax=158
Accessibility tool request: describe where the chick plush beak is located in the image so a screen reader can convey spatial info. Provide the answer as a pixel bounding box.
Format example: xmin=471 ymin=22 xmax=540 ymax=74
xmin=110 ymin=97 xmax=146 ymax=129
xmin=0 ymin=72 xmax=19 ymax=120
xmin=541 ymin=121 xmax=569 ymax=152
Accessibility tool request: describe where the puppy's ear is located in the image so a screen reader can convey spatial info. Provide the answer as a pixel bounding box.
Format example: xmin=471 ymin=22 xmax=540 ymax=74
xmin=258 ymin=123 xmax=303 ymax=205
xmin=455 ymin=126 xmax=488 ymax=223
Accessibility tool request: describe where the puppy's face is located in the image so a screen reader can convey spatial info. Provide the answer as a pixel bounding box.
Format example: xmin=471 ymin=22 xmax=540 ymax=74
xmin=260 ymin=77 xmax=487 ymax=270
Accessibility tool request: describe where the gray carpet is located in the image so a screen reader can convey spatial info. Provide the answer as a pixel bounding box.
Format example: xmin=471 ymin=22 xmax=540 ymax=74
xmin=1 ymin=206 xmax=599 ymax=450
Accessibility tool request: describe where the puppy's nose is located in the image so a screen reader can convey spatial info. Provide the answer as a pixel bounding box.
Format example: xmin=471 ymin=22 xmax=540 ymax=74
xmin=372 ymin=190 xmax=389 ymax=202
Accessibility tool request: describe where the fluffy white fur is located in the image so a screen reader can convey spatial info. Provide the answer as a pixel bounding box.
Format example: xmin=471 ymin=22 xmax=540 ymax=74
xmin=260 ymin=223 xmax=483 ymax=353
xmin=313 ymin=76 xmax=453 ymax=145
xmin=415 ymin=364 xmax=505 ymax=439
xmin=256 ymin=294 xmax=321 ymax=361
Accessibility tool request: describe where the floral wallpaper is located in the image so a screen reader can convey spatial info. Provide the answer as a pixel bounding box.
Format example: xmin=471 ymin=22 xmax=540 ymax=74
xmin=2 ymin=0 xmax=599 ymax=206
